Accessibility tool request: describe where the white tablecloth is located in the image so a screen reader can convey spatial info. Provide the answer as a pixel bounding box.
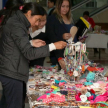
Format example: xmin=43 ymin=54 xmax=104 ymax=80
xmin=85 ymin=33 xmax=108 ymax=48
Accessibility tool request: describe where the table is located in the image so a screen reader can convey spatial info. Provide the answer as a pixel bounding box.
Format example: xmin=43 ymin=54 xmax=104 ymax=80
xmin=85 ymin=33 xmax=108 ymax=59
xmin=27 ymin=65 xmax=108 ymax=108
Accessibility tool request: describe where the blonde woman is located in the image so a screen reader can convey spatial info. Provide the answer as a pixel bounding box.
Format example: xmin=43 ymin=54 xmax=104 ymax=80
xmin=47 ymin=0 xmax=73 ymax=69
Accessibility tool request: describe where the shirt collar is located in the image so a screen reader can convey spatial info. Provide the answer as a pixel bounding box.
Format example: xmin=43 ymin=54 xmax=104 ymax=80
xmin=29 ymin=26 xmax=46 ymax=38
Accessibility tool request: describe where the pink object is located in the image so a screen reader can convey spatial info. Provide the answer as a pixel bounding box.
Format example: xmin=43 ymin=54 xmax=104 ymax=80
xmin=46 ymin=89 xmax=53 ymax=94
xmin=37 ymin=94 xmax=47 ymax=101
xmin=59 ymin=82 xmax=65 ymax=86
xmin=75 ymin=94 xmax=81 ymax=101
xmin=43 ymin=93 xmax=65 ymax=103
xmin=90 ymin=92 xmax=108 ymax=103
xmin=75 ymin=84 xmax=83 ymax=88
xmin=87 ymin=95 xmax=94 ymax=101
xmin=19 ymin=6 xmax=24 ymax=10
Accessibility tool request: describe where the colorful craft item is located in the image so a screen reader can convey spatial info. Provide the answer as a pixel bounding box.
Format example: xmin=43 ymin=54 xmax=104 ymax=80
xmin=75 ymin=94 xmax=81 ymax=101
xmin=80 ymin=95 xmax=87 ymax=102
xmin=51 ymin=85 xmax=58 ymax=90
xmin=75 ymin=84 xmax=83 ymax=88
xmin=85 ymin=92 xmax=91 ymax=97
xmin=43 ymin=93 xmax=65 ymax=103
xmin=90 ymin=92 xmax=108 ymax=103
xmin=55 ymin=80 xmax=67 ymax=84
xmin=73 ymin=70 xmax=79 ymax=77
xmin=86 ymin=72 xmax=95 ymax=82
xmin=82 ymin=65 xmax=85 ymax=72
xmin=87 ymin=67 xmax=98 ymax=71
xmin=68 ymin=71 xmax=73 ymax=76
xmin=37 ymin=94 xmax=47 ymax=101
xmin=90 ymin=89 xmax=95 ymax=94
xmin=59 ymin=82 xmax=65 ymax=86
xmin=87 ymin=95 xmax=94 ymax=101
xmin=84 ymin=82 xmax=93 ymax=86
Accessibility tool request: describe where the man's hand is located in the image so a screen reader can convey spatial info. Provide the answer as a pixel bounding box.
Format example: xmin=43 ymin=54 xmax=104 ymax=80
xmin=54 ymin=41 xmax=67 ymax=49
xmin=58 ymin=58 xmax=66 ymax=70
xmin=63 ymin=33 xmax=72 ymax=40
xmin=31 ymin=39 xmax=46 ymax=47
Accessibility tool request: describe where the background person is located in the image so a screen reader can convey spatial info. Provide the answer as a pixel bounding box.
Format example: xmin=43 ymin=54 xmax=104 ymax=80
xmin=47 ymin=0 xmax=73 ymax=69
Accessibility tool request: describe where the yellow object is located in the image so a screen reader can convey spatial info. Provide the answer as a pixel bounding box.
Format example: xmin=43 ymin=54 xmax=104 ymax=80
xmin=80 ymin=17 xmax=91 ymax=29
xmin=80 ymin=106 xmax=92 ymax=108
xmin=51 ymin=85 xmax=58 ymax=89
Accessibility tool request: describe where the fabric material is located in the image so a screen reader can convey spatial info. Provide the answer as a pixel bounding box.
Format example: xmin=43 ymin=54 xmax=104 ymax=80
xmin=29 ymin=26 xmax=50 ymax=67
xmin=86 ymin=33 xmax=108 ymax=48
xmin=0 ymin=10 xmax=50 ymax=82
xmin=48 ymin=7 xmax=55 ymax=16
xmin=0 ymin=75 xmax=23 ymax=108
xmin=87 ymin=17 xmax=95 ymax=29
xmin=29 ymin=26 xmax=46 ymax=39
xmin=49 ymin=43 xmax=56 ymax=51
xmin=47 ymin=14 xmax=69 ymax=59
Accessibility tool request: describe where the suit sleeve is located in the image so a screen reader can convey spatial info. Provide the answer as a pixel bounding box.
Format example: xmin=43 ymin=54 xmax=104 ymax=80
xmin=11 ymin=26 xmax=50 ymax=60
xmin=46 ymin=16 xmax=64 ymax=59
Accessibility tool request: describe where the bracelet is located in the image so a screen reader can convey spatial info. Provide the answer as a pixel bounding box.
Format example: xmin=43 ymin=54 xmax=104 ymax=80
xmin=58 ymin=57 xmax=62 ymax=61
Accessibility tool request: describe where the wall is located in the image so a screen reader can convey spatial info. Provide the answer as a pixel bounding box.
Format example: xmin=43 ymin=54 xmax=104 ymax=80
xmin=92 ymin=8 xmax=108 ymax=23
xmin=0 ymin=0 xmax=2 ymax=10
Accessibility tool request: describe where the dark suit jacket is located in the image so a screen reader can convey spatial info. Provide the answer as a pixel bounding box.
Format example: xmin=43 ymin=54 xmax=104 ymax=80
xmin=29 ymin=30 xmax=49 ymax=66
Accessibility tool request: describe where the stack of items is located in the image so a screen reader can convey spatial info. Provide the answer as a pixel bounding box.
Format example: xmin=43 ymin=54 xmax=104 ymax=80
xmin=64 ymin=42 xmax=88 ymax=81
xmin=27 ymin=62 xmax=108 ymax=108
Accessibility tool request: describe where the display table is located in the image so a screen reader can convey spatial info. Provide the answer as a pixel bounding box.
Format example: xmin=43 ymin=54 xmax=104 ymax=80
xmin=27 ymin=65 xmax=108 ymax=108
xmin=85 ymin=33 xmax=108 ymax=59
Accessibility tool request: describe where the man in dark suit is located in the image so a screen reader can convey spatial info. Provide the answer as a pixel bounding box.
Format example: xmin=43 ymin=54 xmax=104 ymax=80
xmin=47 ymin=0 xmax=56 ymax=16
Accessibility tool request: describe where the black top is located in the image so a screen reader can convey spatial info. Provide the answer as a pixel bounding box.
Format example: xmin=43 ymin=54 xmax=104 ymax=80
xmin=29 ymin=29 xmax=49 ymax=66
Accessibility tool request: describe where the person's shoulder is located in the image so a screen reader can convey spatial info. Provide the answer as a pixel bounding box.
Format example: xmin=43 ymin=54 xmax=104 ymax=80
xmin=89 ymin=17 xmax=94 ymax=21
xmin=48 ymin=14 xmax=55 ymax=19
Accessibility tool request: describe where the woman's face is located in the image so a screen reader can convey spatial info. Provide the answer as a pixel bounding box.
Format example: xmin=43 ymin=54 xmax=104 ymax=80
xmin=38 ymin=15 xmax=47 ymax=29
xmin=25 ymin=10 xmax=42 ymax=27
xmin=60 ymin=0 xmax=69 ymax=16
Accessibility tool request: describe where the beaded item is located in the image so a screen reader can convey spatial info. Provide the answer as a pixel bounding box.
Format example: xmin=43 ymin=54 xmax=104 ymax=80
xmin=64 ymin=42 xmax=88 ymax=81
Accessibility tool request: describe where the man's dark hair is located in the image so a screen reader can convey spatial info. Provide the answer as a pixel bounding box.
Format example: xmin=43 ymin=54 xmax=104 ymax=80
xmin=83 ymin=11 xmax=89 ymax=16
xmin=49 ymin=0 xmax=56 ymax=5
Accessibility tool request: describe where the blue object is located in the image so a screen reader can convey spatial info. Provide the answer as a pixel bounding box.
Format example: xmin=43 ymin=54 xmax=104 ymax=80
xmin=47 ymin=93 xmax=51 ymax=96
xmin=85 ymin=92 xmax=91 ymax=97
xmin=86 ymin=72 xmax=95 ymax=82
xmin=84 ymin=82 xmax=93 ymax=85
xmin=55 ymin=80 xmax=59 ymax=84
xmin=52 ymin=91 xmax=57 ymax=94
xmin=55 ymin=80 xmax=67 ymax=84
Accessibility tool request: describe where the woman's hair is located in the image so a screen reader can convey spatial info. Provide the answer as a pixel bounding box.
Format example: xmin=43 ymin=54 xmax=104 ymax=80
xmin=22 ymin=3 xmax=46 ymax=16
xmin=0 ymin=0 xmax=25 ymax=25
xmin=53 ymin=0 xmax=72 ymax=23
xmin=1 ymin=2 xmax=45 ymax=25
xmin=0 ymin=0 xmax=25 ymax=17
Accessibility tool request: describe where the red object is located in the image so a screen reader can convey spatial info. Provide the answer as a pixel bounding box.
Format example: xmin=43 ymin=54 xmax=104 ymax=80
xmin=0 ymin=16 xmax=3 ymax=24
xmin=87 ymin=17 xmax=95 ymax=29
xmin=88 ymin=95 xmax=94 ymax=101
xmin=78 ymin=93 xmax=81 ymax=96
xmin=90 ymin=89 xmax=95 ymax=94
xmin=58 ymin=57 xmax=62 ymax=61
xmin=87 ymin=67 xmax=98 ymax=71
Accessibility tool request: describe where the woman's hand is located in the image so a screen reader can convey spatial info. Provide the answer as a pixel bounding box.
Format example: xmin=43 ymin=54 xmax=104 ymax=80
xmin=63 ymin=33 xmax=72 ymax=40
xmin=58 ymin=58 xmax=66 ymax=70
xmin=31 ymin=39 xmax=46 ymax=47
xmin=54 ymin=41 xmax=67 ymax=49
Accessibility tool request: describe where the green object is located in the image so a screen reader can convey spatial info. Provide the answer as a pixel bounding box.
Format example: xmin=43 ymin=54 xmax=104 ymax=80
xmin=65 ymin=48 xmax=68 ymax=56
